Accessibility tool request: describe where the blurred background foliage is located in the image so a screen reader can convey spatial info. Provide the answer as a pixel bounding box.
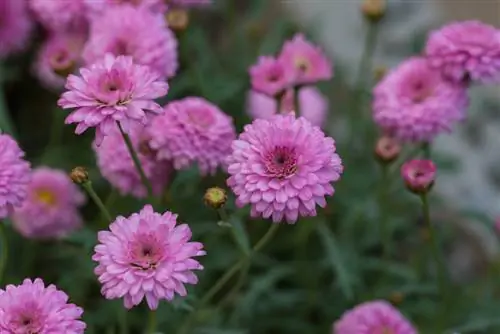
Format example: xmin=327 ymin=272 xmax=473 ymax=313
xmin=1 ymin=0 xmax=500 ymax=333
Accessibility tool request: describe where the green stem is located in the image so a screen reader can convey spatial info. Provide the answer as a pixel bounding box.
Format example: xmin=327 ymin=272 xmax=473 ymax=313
xmin=146 ymin=310 xmax=157 ymax=334
xmin=177 ymin=223 xmax=280 ymax=334
xmin=119 ymin=308 xmax=128 ymax=334
xmin=0 ymin=66 xmax=16 ymax=136
xmin=117 ymin=122 xmax=154 ymax=201
xmin=379 ymin=164 xmax=390 ymax=261
xmin=99 ymin=189 xmax=117 ymax=227
xmin=0 ymin=222 xmax=8 ymax=284
xmin=422 ymin=142 xmax=431 ymax=159
xmin=81 ymin=181 xmax=112 ymax=223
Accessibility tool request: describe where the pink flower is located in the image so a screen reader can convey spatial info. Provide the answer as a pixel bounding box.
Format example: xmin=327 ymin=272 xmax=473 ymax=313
xmin=373 ymin=57 xmax=468 ymax=142
xmin=278 ymin=33 xmax=333 ymax=86
xmin=34 ymin=33 xmax=86 ymax=91
xmin=83 ymin=4 xmax=178 ymax=79
xmin=249 ymin=56 xmax=292 ymax=97
xmin=0 ymin=0 xmax=33 ymax=58
xmin=94 ymin=124 xmax=171 ymax=198
xmin=425 ymin=21 xmax=500 ymax=84
xmin=29 ymin=0 xmax=87 ymax=33
xmin=168 ymin=0 xmax=212 ymax=7
xmin=401 ymin=159 xmax=436 ymax=194
xmin=11 ymin=167 xmax=85 ymax=239
xmin=84 ymin=0 xmax=167 ymax=15
xmin=58 ymin=53 xmax=169 ymax=145
xmin=333 ymin=300 xmax=417 ymax=334
xmin=0 ymin=134 xmax=31 ymax=219
xmin=148 ymin=97 xmax=236 ymax=176
xmin=374 ymin=136 xmax=401 ymax=164
xmin=0 ymin=278 xmax=86 ymax=333
xmin=226 ymin=114 xmax=343 ymax=224
xmin=247 ymin=86 xmax=328 ymax=127
xmin=93 ymin=205 xmax=205 ymax=309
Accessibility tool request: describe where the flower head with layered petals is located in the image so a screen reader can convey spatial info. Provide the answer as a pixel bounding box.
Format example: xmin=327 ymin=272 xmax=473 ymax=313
xmin=29 ymin=0 xmax=87 ymax=32
xmin=249 ymin=56 xmax=292 ymax=97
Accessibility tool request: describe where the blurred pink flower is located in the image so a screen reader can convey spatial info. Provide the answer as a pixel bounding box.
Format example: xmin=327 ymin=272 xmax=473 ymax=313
xmin=83 ymin=4 xmax=178 ymax=79
xmin=373 ymin=57 xmax=468 ymax=142
xmin=29 ymin=0 xmax=87 ymax=33
xmin=0 ymin=0 xmax=33 ymax=58
xmin=425 ymin=21 xmax=500 ymax=84
xmin=278 ymin=33 xmax=333 ymax=86
xmin=249 ymin=56 xmax=292 ymax=97
xmin=226 ymin=114 xmax=343 ymax=224
xmin=374 ymin=136 xmax=401 ymax=164
xmin=333 ymin=300 xmax=417 ymax=334
xmin=168 ymin=0 xmax=212 ymax=7
xmin=247 ymin=86 xmax=328 ymax=127
xmin=84 ymin=0 xmax=167 ymax=15
xmin=0 ymin=134 xmax=31 ymax=219
xmin=94 ymin=124 xmax=171 ymax=198
xmin=34 ymin=33 xmax=86 ymax=90
xmin=12 ymin=167 xmax=85 ymax=239
xmin=93 ymin=205 xmax=205 ymax=309
xmin=401 ymin=159 xmax=436 ymax=195
xmin=0 ymin=278 xmax=86 ymax=333
xmin=58 ymin=53 xmax=169 ymax=145
xmin=148 ymin=97 xmax=236 ymax=175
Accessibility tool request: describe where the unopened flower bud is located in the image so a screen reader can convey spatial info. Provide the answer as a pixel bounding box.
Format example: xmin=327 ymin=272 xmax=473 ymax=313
xmin=50 ymin=51 xmax=76 ymax=78
xmin=401 ymin=159 xmax=436 ymax=194
xmin=361 ymin=0 xmax=386 ymax=23
xmin=389 ymin=291 xmax=404 ymax=305
xmin=204 ymin=187 xmax=227 ymax=209
xmin=166 ymin=8 xmax=189 ymax=31
xmin=374 ymin=66 xmax=387 ymax=82
xmin=70 ymin=167 xmax=89 ymax=184
xmin=375 ymin=136 xmax=401 ymax=164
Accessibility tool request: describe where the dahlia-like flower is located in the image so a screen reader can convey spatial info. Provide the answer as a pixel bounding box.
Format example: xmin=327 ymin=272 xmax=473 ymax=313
xmin=58 ymin=53 xmax=169 ymax=145
xmin=34 ymin=33 xmax=85 ymax=90
xmin=11 ymin=167 xmax=85 ymax=239
xmin=425 ymin=21 xmax=500 ymax=84
xmin=0 ymin=278 xmax=86 ymax=333
xmin=148 ymin=97 xmax=236 ymax=175
xmin=29 ymin=0 xmax=87 ymax=33
xmin=401 ymin=159 xmax=436 ymax=195
xmin=249 ymin=56 xmax=292 ymax=97
xmin=226 ymin=114 xmax=343 ymax=224
xmin=83 ymin=4 xmax=178 ymax=79
xmin=84 ymin=0 xmax=167 ymax=15
xmin=0 ymin=0 xmax=33 ymax=58
xmin=247 ymin=86 xmax=328 ymax=127
xmin=93 ymin=205 xmax=205 ymax=309
xmin=278 ymin=33 xmax=333 ymax=86
xmin=373 ymin=57 xmax=468 ymax=142
xmin=0 ymin=134 xmax=31 ymax=219
xmin=333 ymin=300 xmax=417 ymax=334
xmin=94 ymin=124 xmax=171 ymax=198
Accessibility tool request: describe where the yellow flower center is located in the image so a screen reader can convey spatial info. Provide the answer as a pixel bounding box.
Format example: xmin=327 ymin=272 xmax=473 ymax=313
xmin=294 ymin=56 xmax=310 ymax=73
xmin=35 ymin=189 xmax=57 ymax=206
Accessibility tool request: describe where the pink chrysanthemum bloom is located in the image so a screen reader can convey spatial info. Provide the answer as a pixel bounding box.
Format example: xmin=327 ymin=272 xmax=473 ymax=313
xmin=148 ymin=97 xmax=236 ymax=175
xmin=401 ymin=159 xmax=436 ymax=195
xmin=373 ymin=57 xmax=468 ymax=142
xmin=93 ymin=204 xmax=206 ymax=309
xmin=94 ymin=124 xmax=171 ymax=198
xmin=34 ymin=33 xmax=85 ymax=91
xmin=29 ymin=0 xmax=87 ymax=33
xmin=247 ymin=86 xmax=328 ymax=128
xmin=333 ymin=300 xmax=417 ymax=334
xmin=0 ymin=278 xmax=86 ymax=333
xmin=83 ymin=4 xmax=178 ymax=79
xmin=84 ymin=0 xmax=167 ymax=15
xmin=226 ymin=114 xmax=343 ymax=224
xmin=249 ymin=56 xmax=292 ymax=97
xmin=425 ymin=21 xmax=500 ymax=84
xmin=278 ymin=33 xmax=333 ymax=86
xmin=0 ymin=0 xmax=33 ymax=58
xmin=0 ymin=134 xmax=31 ymax=219
xmin=12 ymin=167 xmax=85 ymax=239
xmin=58 ymin=53 xmax=169 ymax=145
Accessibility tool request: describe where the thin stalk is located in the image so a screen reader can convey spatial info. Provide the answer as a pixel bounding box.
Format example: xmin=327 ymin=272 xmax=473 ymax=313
xmin=146 ymin=311 xmax=157 ymax=334
xmin=99 ymin=189 xmax=117 ymax=227
xmin=422 ymin=142 xmax=431 ymax=159
xmin=81 ymin=181 xmax=112 ymax=223
xmin=378 ymin=164 xmax=390 ymax=261
xmin=0 ymin=66 xmax=16 ymax=136
xmin=117 ymin=122 xmax=154 ymax=201
xmin=119 ymin=308 xmax=128 ymax=334
xmin=0 ymin=222 xmax=8 ymax=284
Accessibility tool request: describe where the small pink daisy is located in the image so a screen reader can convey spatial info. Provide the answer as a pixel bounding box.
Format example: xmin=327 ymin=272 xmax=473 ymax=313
xmin=83 ymin=4 xmax=178 ymax=79
xmin=12 ymin=167 xmax=85 ymax=239
xmin=373 ymin=57 xmax=468 ymax=142
xmin=58 ymin=53 xmax=169 ymax=145
xmin=226 ymin=114 xmax=343 ymax=224
xmin=93 ymin=205 xmax=206 ymax=309
xmin=333 ymin=300 xmax=417 ymax=334
xmin=0 ymin=278 xmax=86 ymax=333
xmin=249 ymin=56 xmax=292 ymax=97
xmin=401 ymin=159 xmax=436 ymax=194
xmin=0 ymin=134 xmax=31 ymax=219
xmin=425 ymin=21 xmax=500 ymax=84
xmin=278 ymin=33 xmax=333 ymax=86
xmin=148 ymin=97 xmax=236 ymax=175
xmin=29 ymin=0 xmax=87 ymax=33
xmin=0 ymin=0 xmax=33 ymax=58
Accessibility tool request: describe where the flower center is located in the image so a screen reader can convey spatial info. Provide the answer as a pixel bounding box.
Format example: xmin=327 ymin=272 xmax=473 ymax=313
xmin=35 ymin=189 xmax=57 ymax=206
xmin=128 ymin=232 xmax=165 ymax=270
xmin=186 ymin=107 xmax=215 ymax=128
xmin=264 ymin=146 xmax=298 ymax=178
xmin=294 ymin=56 xmax=310 ymax=73
xmin=111 ymin=39 xmax=131 ymax=56
xmin=50 ymin=50 xmax=75 ymax=77
xmin=10 ymin=306 xmax=43 ymax=334
xmin=267 ymin=66 xmax=283 ymax=83
xmin=410 ymin=80 xmax=432 ymax=103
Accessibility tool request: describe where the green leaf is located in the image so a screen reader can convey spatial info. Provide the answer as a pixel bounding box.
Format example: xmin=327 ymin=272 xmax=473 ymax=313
xmin=230 ymin=217 xmax=251 ymax=255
